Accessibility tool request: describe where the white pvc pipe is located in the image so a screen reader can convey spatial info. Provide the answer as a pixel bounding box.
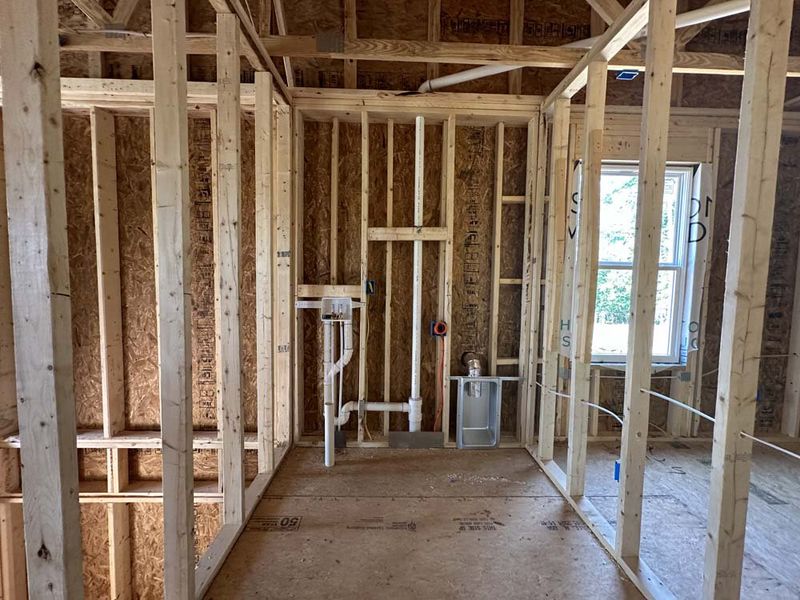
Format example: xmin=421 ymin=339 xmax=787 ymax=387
xmin=337 ymin=321 xmax=344 ymax=429
xmin=418 ymin=0 xmax=750 ymax=92
xmin=563 ymin=0 xmax=750 ymax=48
xmin=335 ymin=400 xmax=410 ymax=427
xmin=417 ymin=64 xmax=516 ymax=93
xmin=408 ymin=116 xmax=424 ymax=432
xmin=323 ymin=319 xmax=355 ymax=467
xmin=323 ymin=321 xmax=334 ymax=467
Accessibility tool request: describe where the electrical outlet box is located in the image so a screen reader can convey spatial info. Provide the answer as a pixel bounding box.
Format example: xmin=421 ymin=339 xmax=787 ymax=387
xmin=321 ymin=297 xmax=353 ymax=322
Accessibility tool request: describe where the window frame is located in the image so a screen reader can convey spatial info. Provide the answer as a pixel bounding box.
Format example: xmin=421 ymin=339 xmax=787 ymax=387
xmin=591 ymin=162 xmax=696 ymax=365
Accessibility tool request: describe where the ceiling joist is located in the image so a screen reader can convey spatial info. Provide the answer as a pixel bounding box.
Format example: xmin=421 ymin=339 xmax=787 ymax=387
xmin=584 ymin=0 xmax=644 ymax=51
xmin=71 ymin=0 xmax=113 ymax=27
xmin=272 ymin=0 xmax=295 ymax=87
xmin=55 ymin=32 xmax=800 ymax=80
xmin=544 ymin=0 xmax=650 ymax=109
xmin=112 ymin=0 xmax=142 ymax=27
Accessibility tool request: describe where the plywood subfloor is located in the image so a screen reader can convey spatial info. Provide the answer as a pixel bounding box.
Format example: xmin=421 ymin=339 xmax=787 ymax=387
xmin=206 ymin=448 xmax=641 ymax=599
xmin=552 ymin=440 xmax=800 ymax=600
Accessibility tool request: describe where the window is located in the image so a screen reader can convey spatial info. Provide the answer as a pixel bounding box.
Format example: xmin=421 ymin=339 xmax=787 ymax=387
xmin=592 ymin=164 xmax=694 ymax=364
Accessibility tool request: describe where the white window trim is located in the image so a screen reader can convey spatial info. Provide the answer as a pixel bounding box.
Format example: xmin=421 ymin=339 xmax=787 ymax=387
xmin=591 ymin=163 xmax=696 ymax=365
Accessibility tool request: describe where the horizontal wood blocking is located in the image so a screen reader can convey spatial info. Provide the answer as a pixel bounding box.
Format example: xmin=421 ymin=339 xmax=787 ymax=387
xmin=0 ymin=480 xmax=225 ymax=504
xmin=1 ymin=430 xmax=260 ymax=450
xmin=296 ymin=284 xmax=362 ymax=298
xmin=496 ymin=357 xmax=520 ymax=366
xmin=368 ymin=227 xmax=448 ymax=241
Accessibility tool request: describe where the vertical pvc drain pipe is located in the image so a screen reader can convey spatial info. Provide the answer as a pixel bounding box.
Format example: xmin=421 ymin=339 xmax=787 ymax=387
xmin=408 ymin=116 xmax=424 ymax=432
xmin=323 ymin=320 xmax=335 ymax=466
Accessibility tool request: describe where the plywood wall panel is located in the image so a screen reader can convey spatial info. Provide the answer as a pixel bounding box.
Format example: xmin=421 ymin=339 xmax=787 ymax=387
xmin=81 ymin=504 xmax=110 ymax=599
xmin=241 ymin=118 xmax=258 ymax=431
xmin=116 ymin=115 xmax=159 ymax=429
xmin=64 ymin=114 xmax=103 ymax=429
xmin=189 ymin=117 xmax=217 ymax=429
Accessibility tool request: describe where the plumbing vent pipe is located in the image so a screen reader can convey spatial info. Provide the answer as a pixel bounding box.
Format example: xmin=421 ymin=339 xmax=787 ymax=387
xmin=407 ymin=116 xmax=425 ymax=433
xmin=462 ymin=352 xmax=484 ymax=398
xmin=417 ymin=0 xmax=750 ymax=93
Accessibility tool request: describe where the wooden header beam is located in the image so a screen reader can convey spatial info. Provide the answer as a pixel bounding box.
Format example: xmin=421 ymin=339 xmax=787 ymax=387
xmin=543 ymin=0 xmax=649 ymax=109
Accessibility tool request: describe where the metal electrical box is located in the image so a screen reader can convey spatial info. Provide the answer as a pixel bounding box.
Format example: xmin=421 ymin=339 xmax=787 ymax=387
xmin=455 ymin=376 xmax=502 ymax=449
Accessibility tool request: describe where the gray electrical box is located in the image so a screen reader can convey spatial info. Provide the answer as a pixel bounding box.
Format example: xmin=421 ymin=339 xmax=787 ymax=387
xmin=320 ymin=297 xmax=352 ymax=322
xmin=455 ymin=376 xmax=502 ymax=449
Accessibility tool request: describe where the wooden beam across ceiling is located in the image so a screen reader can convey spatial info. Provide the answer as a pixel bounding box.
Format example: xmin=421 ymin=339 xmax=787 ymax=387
xmin=112 ymin=0 xmax=142 ymax=26
xmin=584 ymin=0 xmax=644 ymax=52
xmin=543 ymin=0 xmax=650 ymax=109
xmin=71 ymin=0 xmax=113 ymax=26
xmin=272 ymin=0 xmax=295 ymax=86
xmin=57 ymin=32 xmax=800 ymax=79
xmin=584 ymin=0 xmax=623 ymax=24
xmin=674 ymin=0 xmax=732 ymax=48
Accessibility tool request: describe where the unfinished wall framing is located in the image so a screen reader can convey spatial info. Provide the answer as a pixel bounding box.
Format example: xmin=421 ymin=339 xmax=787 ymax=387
xmin=291 ymin=91 xmax=542 ymax=448
xmin=2 ymin=0 xmax=800 ymax=598
xmin=0 ymin=58 xmax=292 ymax=600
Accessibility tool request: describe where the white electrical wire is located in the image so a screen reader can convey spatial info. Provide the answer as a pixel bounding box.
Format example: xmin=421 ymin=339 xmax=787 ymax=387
xmin=534 ymin=380 xmax=571 ymax=399
xmin=739 ymin=431 xmax=800 ymax=463
xmin=640 ymin=388 xmax=716 ymax=423
xmin=582 ymin=401 xmax=624 ymax=426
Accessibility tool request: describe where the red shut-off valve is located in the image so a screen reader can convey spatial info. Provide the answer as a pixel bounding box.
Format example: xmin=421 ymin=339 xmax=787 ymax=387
xmin=430 ymin=320 xmax=448 ymax=337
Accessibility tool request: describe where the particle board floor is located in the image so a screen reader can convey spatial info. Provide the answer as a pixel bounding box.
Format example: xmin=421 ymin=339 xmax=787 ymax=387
xmin=553 ymin=440 xmax=800 ymax=600
xmin=206 ymin=448 xmax=642 ymax=599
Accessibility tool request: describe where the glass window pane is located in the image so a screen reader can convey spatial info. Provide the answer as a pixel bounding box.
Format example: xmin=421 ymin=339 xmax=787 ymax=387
xmin=652 ymin=270 xmax=676 ymax=357
xmin=598 ymin=167 xmax=686 ymax=266
xmin=598 ymin=171 xmax=638 ymax=263
xmin=592 ymin=269 xmax=632 ymax=356
xmin=592 ymin=269 xmax=677 ymax=359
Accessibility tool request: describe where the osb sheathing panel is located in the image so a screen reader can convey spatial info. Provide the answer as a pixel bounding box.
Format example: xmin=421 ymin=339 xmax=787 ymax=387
xmin=59 ymin=114 xmax=250 ymax=597
xmin=241 ymin=119 xmax=258 ymax=431
xmin=300 ymin=122 xmax=446 ymax=433
xmin=702 ymin=132 xmax=800 ymax=434
xmin=451 ymin=126 xmax=495 ymax=377
xmin=116 ymin=115 xmax=159 ymax=429
xmin=109 ymin=116 xmax=259 ymax=430
xmin=81 ymin=504 xmax=110 ymax=599
xmin=190 ymin=118 xmax=218 ymax=427
xmin=130 ymin=449 xmax=219 ymax=481
xmin=130 ymin=504 xmax=163 ymax=597
xmin=78 ymin=449 xmax=108 ymax=482
xmin=296 ymin=122 xmax=540 ymax=433
xmin=129 ymin=503 xmax=222 ymax=598
xmin=64 ymin=115 xmax=103 ymax=428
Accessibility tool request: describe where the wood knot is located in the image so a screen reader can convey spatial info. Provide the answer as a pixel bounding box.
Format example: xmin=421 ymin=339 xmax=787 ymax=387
xmin=37 ymin=542 xmax=51 ymax=560
xmin=30 ymin=62 xmax=46 ymax=81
